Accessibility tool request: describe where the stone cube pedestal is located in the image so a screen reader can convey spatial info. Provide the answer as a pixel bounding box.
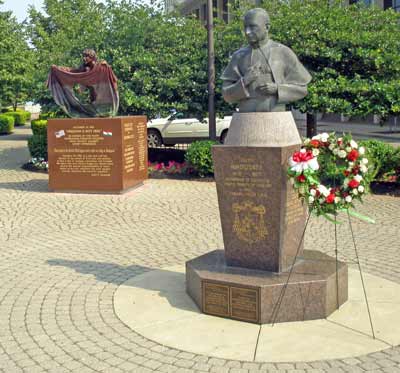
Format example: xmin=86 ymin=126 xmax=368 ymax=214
xmin=186 ymin=112 xmax=348 ymax=324
xmin=48 ymin=116 xmax=147 ymax=193
xmin=186 ymin=250 xmax=348 ymax=324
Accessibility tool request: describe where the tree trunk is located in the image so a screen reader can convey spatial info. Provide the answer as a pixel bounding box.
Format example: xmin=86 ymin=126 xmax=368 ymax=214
xmin=306 ymin=112 xmax=317 ymax=138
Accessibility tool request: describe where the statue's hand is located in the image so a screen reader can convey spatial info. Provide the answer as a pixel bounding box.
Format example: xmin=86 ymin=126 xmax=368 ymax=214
xmin=257 ymin=83 xmax=278 ymax=95
xmin=242 ymin=66 xmax=259 ymax=87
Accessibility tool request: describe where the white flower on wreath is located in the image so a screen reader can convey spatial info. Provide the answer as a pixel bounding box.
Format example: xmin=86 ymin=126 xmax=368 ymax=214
xmin=338 ymin=150 xmax=347 ymax=158
xmin=361 ymin=158 xmax=368 ymax=164
xmin=310 ymin=189 xmax=317 ymax=196
xmin=333 ymin=148 xmax=339 ymax=155
xmin=318 ymin=184 xmax=330 ymax=197
xmin=309 ymin=196 xmax=315 ymax=203
xmin=320 ymin=133 xmax=329 ymax=142
xmin=354 ymin=174 xmax=363 ymax=182
xmin=328 ymin=143 xmax=335 ymax=151
xmin=344 ymin=178 xmax=349 ymax=187
xmin=350 ymin=140 xmax=358 ymax=149
xmin=312 ymin=148 xmax=320 ymax=156
xmin=345 ymin=195 xmax=352 ymax=203
xmin=345 ymin=146 xmax=352 ymax=152
xmin=358 ymin=185 xmax=365 ymax=193
xmin=360 ymin=164 xmax=368 ymax=173
xmin=334 ymin=196 xmax=341 ymax=204
xmin=348 ymin=162 xmax=354 ymax=167
xmin=359 ymin=146 xmax=365 ymax=155
xmin=352 ymin=189 xmax=359 ymax=195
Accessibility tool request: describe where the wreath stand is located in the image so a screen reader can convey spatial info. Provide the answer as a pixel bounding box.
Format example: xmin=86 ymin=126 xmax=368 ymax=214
xmin=270 ymin=208 xmax=379 ymax=342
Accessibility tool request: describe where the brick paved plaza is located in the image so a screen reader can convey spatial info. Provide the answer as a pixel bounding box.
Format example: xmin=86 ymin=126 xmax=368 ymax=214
xmin=1 ymin=126 xmax=400 ymax=373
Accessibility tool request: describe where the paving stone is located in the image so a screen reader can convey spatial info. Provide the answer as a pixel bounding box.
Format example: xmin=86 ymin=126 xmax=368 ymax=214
xmin=0 ymin=128 xmax=399 ymax=373
xmin=193 ymin=362 xmax=212 ymax=371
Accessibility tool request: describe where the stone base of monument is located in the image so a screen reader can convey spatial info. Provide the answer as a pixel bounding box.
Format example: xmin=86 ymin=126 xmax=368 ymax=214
xmin=185 ymin=111 xmax=349 ymax=324
xmin=186 ymin=250 xmax=348 ymax=324
xmin=47 ymin=116 xmax=148 ymax=193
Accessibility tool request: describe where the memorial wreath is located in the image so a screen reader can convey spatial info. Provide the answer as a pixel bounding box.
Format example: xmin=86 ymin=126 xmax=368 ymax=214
xmin=287 ymin=132 xmax=371 ymax=222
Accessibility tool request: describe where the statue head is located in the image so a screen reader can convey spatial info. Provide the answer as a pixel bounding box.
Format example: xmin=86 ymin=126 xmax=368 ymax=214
xmin=243 ymin=8 xmax=270 ymax=48
xmin=82 ymin=48 xmax=97 ymax=67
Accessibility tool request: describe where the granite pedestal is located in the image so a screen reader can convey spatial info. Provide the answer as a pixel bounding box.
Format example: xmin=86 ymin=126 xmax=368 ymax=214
xmin=48 ymin=116 xmax=147 ymax=193
xmin=186 ymin=250 xmax=348 ymax=324
xmin=186 ymin=112 xmax=348 ymax=324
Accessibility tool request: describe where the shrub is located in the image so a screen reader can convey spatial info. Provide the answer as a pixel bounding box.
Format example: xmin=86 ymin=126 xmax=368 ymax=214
xmin=39 ymin=111 xmax=64 ymax=120
xmin=4 ymin=110 xmax=31 ymax=125
xmin=28 ymin=134 xmax=48 ymax=160
xmin=0 ymin=115 xmax=15 ymax=134
xmin=185 ymin=140 xmax=218 ymax=177
xmin=31 ymin=119 xmax=48 ymax=136
xmin=359 ymin=140 xmax=400 ymax=180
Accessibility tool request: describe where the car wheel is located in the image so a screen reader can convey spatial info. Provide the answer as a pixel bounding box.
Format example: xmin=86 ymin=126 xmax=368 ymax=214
xmin=147 ymin=130 xmax=163 ymax=147
xmin=220 ymin=130 xmax=228 ymax=144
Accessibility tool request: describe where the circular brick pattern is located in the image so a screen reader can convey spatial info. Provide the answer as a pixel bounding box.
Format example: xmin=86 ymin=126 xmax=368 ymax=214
xmin=0 ymin=127 xmax=399 ymax=373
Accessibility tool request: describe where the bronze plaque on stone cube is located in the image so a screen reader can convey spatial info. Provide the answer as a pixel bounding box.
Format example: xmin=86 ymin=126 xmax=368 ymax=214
xmin=202 ymin=282 xmax=230 ymax=317
xmin=48 ymin=116 xmax=147 ymax=193
xmin=230 ymin=286 xmax=259 ymax=323
xmin=202 ymin=281 xmax=260 ymax=323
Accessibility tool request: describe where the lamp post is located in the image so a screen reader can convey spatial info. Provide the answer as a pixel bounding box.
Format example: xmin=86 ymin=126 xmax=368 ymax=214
xmin=207 ymin=0 xmax=216 ymax=140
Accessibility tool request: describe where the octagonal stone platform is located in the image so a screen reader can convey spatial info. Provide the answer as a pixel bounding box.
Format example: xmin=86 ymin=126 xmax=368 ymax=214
xmin=186 ymin=249 xmax=348 ymax=324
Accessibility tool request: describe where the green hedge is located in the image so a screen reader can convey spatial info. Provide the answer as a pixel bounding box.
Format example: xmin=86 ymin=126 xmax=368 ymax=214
xmin=31 ymin=119 xmax=48 ymax=137
xmin=185 ymin=140 xmax=218 ymax=177
xmin=4 ymin=110 xmax=31 ymax=126
xmin=28 ymin=134 xmax=48 ymax=160
xmin=0 ymin=115 xmax=15 ymax=135
xmin=359 ymin=140 xmax=400 ymax=180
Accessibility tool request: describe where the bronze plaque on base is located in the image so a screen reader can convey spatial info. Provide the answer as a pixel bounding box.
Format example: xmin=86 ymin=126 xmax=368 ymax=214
xmin=230 ymin=286 xmax=259 ymax=322
xmin=47 ymin=116 xmax=147 ymax=193
xmin=202 ymin=280 xmax=260 ymax=323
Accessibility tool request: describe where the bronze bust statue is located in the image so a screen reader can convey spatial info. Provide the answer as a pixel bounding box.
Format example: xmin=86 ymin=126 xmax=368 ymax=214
xmin=47 ymin=49 xmax=119 ymax=118
xmin=221 ymin=8 xmax=311 ymax=112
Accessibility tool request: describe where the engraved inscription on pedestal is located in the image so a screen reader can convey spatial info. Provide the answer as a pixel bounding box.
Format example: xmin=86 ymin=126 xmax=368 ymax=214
xmin=202 ymin=282 xmax=229 ymax=317
xmin=213 ymin=146 xmax=304 ymax=272
xmin=230 ymin=287 xmax=259 ymax=322
xmin=48 ymin=116 xmax=147 ymax=192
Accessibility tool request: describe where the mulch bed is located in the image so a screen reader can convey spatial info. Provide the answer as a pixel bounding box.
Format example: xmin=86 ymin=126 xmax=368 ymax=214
xmin=370 ymin=181 xmax=400 ymax=197
xmin=21 ymin=162 xmax=48 ymax=173
xmin=148 ymin=148 xmax=186 ymax=164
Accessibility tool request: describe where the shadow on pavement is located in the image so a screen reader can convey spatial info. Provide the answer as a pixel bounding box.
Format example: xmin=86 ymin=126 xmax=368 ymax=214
xmin=47 ymin=259 xmax=196 ymax=312
xmin=0 ymin=179 xmax=49 ymax=193
xmin=0 ymin=132 xmax=31 ymax=141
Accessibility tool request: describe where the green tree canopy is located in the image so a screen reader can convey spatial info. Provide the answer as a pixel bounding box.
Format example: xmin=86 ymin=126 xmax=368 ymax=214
xmin=0 ymin=1 xmax=34 ymax=110
xmin=223 ymin=0 xmax=400 ymax=122
xmin=27 ymin=0 xmax=400 ymax=123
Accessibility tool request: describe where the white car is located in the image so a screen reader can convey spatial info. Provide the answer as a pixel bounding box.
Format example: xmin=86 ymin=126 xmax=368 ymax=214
xmin=147 ymin=111 xmax=232 ymax=147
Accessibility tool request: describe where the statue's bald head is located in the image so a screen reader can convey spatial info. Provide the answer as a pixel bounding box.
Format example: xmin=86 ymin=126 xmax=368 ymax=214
xmin=243 ymin=8 xmax=270 ymax=47
xmin=244 ymin=8 xmax=270 ymax=28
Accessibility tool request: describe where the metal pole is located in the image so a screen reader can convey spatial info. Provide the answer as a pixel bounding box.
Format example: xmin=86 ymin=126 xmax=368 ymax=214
xmin=207 ymin=0 xmax=216 ymax=141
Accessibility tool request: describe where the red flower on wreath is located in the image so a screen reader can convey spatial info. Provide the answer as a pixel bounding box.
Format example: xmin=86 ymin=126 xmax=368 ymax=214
xmin=326 ymin=193 xmax=335 ymax=204
xmin=347 ymin=149 xmax=359 ymax=162
xmin=297 ymin=174 xmax=306 ymax=183
xmin=310 ymin=139 xmax=320 ymax=148
xmin=348 ymin=179 xmax=360 ymax=188
xmin=292 ymin=150 xmax=314 ymax=162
